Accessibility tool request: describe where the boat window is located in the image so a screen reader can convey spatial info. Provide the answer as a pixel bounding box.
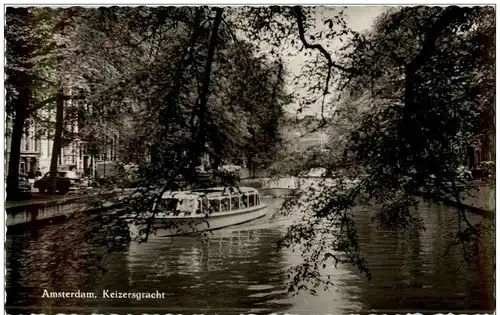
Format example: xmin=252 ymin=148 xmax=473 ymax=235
xmin=256 ymin=194 xmax=260 ymax=205
xmin=209 ymin=199 xmax=220 ymax=213
xmin=248 ymin=194 xmax=255 ymax=207
xmin=241 ymin=195 xmax=248 ymax=209
xmin=196 ymin=201 xmax=202 ymax=214
xmin=196 ymin=198 xmax=209 ymax=214
xmin=221 ymin=198 xmax=230 ymax=211
xmin=231 ymin=197 xmax=239 ymax=210
xmin=157 ymin=198 xmax=204 ymax=216
xmin=157 ymin=199 xmax=178 ymax=213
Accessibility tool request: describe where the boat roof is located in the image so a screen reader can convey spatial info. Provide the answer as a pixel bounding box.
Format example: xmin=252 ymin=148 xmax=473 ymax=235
xmin=161 ymin=186 xmax=259 ymax=199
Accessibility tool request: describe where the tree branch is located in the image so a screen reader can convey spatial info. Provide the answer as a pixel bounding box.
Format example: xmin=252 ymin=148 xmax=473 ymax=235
xmin=293 ymin=7 xmax=351 ymax=74
xmin=402 ymin=6 xmax=468 ymax=133
xmin=407 ymin=6 xmax=467 ymax=73
xmin=293 ymin=6 xmax=351 ymax=122
xmin=194 ymin=7 xmax=223 ymax=152
xmin=27 ymin=94 xmax=86 ymax=116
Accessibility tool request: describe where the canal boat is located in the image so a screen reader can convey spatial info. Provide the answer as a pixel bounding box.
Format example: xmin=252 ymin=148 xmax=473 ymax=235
xmin=129 ymin=186 xmax=267 ymax=238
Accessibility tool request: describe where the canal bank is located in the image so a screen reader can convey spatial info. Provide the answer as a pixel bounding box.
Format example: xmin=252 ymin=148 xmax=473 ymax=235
xmin=242 ymin=177 xmax=495 ymax=214
xmin=5 ymin=190 xmax=124 ymax=227
xmin=418 ymin=183 xmax=495 ymax=219
xmin=5 ymin=179 xmax=494 ymax=228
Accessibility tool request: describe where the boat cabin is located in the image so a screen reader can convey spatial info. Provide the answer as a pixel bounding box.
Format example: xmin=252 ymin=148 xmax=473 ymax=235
xmin=155 ymin=187 xmax=262 ymax=216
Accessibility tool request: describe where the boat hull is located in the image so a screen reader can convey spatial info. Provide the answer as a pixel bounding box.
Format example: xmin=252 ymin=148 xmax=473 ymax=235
xmin=130 ymin=204 xmax=267 ymax=238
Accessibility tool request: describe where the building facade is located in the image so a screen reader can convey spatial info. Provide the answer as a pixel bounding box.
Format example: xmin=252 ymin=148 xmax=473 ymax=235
xmin=5 ymin=119 xmax=87 ymax=177
xmin=5 ymin=119 xmax=41 ymax=176
xmin=19 ymin=126 xmax=41 ymax=175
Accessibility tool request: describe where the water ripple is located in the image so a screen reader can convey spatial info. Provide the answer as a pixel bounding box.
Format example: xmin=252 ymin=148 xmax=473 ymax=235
xmin=5 ymin=197 xmax=494 ymax=313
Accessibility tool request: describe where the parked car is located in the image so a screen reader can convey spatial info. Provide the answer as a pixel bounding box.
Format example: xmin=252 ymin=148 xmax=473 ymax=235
xmin=61 ymin=171 xmax=82 ymax=189
xmin=34 ymin=172 xmax=72 ymax=194
xmin=218 ymin=164 xmax=242 ymax=173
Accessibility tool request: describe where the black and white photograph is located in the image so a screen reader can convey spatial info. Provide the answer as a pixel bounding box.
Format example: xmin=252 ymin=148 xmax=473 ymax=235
xmin=4 ymin=4 xmax=496 ymax=315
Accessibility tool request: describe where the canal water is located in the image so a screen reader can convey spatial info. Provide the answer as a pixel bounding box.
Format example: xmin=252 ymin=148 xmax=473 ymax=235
xmin=6 ymin=197 xmax=495 ymax=314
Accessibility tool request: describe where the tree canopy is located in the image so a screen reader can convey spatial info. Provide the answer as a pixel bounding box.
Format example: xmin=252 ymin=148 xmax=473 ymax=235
xmin=69 ymin=7 xmax=289 ymax=184
xmin=5 ymin=7 xmax=83 ymax=198
xmin=280 ymin=5 xmax=495 ymax=292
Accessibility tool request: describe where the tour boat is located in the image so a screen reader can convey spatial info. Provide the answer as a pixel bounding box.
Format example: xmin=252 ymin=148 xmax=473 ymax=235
xmin=129 ymin=186 xmax=267 ymax=238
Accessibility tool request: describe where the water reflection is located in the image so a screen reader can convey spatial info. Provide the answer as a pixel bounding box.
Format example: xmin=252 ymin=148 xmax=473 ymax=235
xmin=125 ymin=227 xmax=291 ymax=312
xmin=5 ymin=197 xmax=494 ymax=314
xmin=352 ymin=202 xmax=495 ymax=312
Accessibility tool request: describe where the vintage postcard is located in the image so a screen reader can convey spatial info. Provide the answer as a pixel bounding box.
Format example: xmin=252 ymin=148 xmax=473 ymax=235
xmin=4 ymin=4 xmax=495 ymax=315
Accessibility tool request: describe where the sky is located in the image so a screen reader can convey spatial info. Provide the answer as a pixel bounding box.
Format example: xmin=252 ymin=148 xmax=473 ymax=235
xmin=278 ymin=6 xmax=389 ymax=116
xmin=342 ymin=6 xmax=388 ymax=33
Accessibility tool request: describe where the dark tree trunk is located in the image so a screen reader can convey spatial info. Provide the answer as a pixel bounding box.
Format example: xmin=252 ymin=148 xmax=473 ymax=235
xmin=48 ymin=90 xmax=64 ymax=193
xmin=150 ymin=145 xmax=159 ymax=165
xmin=6 ymin=8 xmax=32 ymax=200
xmin=400 ymin=7 xmax=468 ymax=162
xmin=193 ymin=8 xmax=223 ymax=168
xmin=401 ymin=66 xmax=417 ymax=154
xmin=6 ymin=108 xmax=27 ymax=200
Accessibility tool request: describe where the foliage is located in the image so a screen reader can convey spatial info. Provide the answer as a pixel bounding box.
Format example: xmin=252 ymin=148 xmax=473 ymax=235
xmin=5 ymin=7 xmax=83 ymax=198
xmin=211 ymin=41 xmax=288 ymax=172
xmin=45 ymin=8 xmax=292 ymax=260
xmin=234 ymin=6 xmax=354 ymax=119
xmin=280 ymin=5 xmax=495 ymax=293
xmin=73 ymin=7 xmax=289 ymax=182
xmin=5 ymin=7 xmax=83 ymax=135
